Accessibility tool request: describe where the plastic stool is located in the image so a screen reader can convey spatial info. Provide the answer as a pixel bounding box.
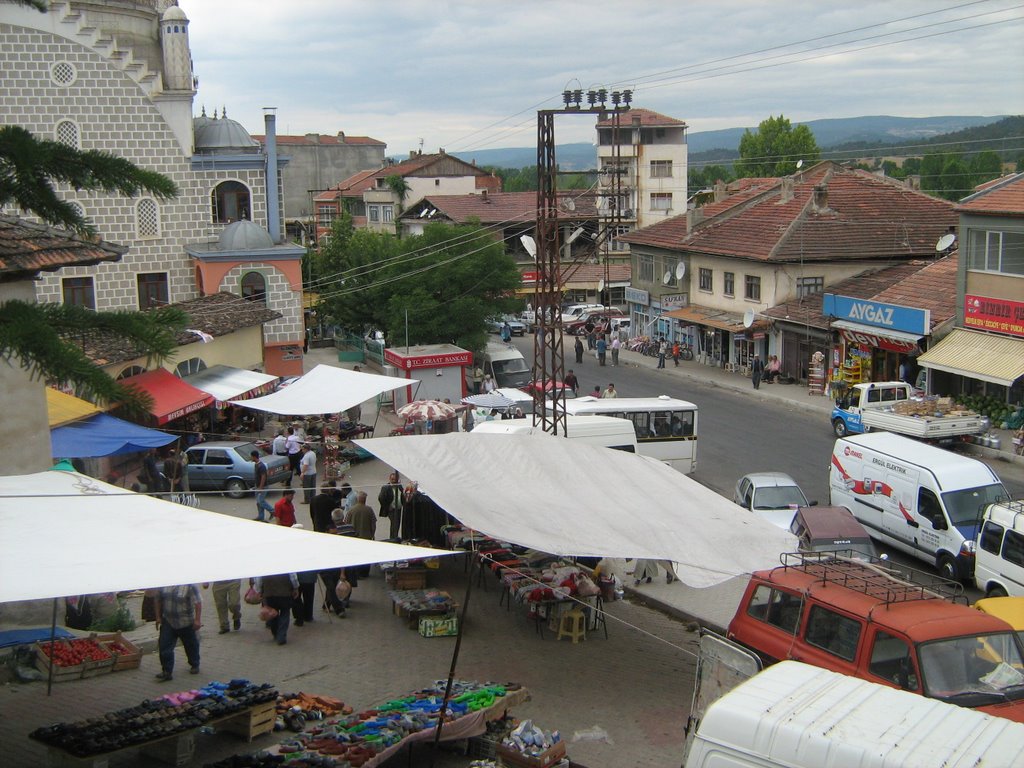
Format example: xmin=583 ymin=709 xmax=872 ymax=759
xmin=557 ymin=608 xmax=586 ymax=644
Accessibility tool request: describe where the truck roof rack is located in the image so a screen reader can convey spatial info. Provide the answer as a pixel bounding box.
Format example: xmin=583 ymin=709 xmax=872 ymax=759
xmin=777 ymin=551 xmax=965 ymax=605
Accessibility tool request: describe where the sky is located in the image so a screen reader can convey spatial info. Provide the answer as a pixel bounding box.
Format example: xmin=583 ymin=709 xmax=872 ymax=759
xmin=185 ymin=1 xmax=1024 ymax=156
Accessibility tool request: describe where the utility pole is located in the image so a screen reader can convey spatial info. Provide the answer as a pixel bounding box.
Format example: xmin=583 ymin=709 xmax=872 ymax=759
xmin=532 ymin=89 xmax=631 ymax=435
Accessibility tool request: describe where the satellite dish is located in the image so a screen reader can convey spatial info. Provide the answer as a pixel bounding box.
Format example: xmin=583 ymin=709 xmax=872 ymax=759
xmin=566 ymin=227 xmax=585 ymax=245
xmin=418 ymin=209 xmax=428 ymax=218
xmin=662 ymin=270 xmax=672 ymax=285
xmin=796 ymin=160 xmax=804 ymax=169
xmin=429 ymin=208 xmax=437 ymax=217
xmin=675 ymin=262 xmax=686 ymax=280
xmin=520 ymin=235 xmax=537 ymax=258
xmin=743 ymin=308 xmax=756 ymax=328
xmin=936 ymin=233 xmax=956 ymax=252
xmin=562 ymin=198 xmax=576 ymax=211
xmin=597 ymin=279 xmax=605 ymax=292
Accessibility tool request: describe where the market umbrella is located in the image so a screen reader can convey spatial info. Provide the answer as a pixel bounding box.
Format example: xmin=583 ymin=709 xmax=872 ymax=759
xmin=396 ymin=399 xmax=456 ymax=421
xmin=460 ymin=392 xmax=517 ymax=409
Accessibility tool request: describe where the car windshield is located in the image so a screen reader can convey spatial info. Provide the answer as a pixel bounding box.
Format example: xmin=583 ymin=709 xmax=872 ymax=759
xmin=752 ymin=485 xmax=808 ymax=510
xmin=942 ymin=483 xmax=1008 ymax=527
xmin=231 ymin=443 xmax=258 ymax=460
xmin=919 ymin=633 xmax=1024 ymax=705
xmin=492 ymin=358 xmax=529 ymax=375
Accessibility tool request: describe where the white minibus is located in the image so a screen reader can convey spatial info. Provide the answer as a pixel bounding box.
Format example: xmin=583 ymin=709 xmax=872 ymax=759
xmin=555 ymin=395 xmax=698 ymax=474
xmin=472 ymin=415 xmax=638 ymax=453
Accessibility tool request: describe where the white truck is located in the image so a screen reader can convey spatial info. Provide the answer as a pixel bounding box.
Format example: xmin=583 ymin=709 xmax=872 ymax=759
xmin=831 ymin=381 xmax=985 ymax=441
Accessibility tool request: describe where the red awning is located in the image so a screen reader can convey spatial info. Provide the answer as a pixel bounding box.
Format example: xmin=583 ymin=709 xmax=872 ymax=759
xmin=121 ymin=368 xmax=214 ymax=425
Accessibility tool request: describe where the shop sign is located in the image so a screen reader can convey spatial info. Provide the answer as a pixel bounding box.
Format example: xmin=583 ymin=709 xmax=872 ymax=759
xmin=163 ymin=399 xmax=209 ymax=423
xmin=838 ymin=328 xmax=918 ymax=354
xmin=661 ymin=292 xmax=688 ymax=309
xmin=520 ymin=270 xmax=539 ymax=284
xmin=384 ymin=349 xmax=472 ymax=370
xmin=823 ymin=294 xmax=930 ymax=336
xmin=625 ymin=287 xmax=649 ymax=306
xmin=964 ymin=294 xmax=1024 ymax=338
xmin=280 ymin=345 xmax=303 ymax=361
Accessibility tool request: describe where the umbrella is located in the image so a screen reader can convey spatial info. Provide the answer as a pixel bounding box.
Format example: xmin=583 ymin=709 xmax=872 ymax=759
xmin=461 ymin=392 xmax=517 ymax=409
xmin=396 ymin=399 xmax=456 ymax=421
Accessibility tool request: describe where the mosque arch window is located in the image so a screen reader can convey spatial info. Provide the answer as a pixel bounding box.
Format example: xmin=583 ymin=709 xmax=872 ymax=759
xmin=240 ymin=271 xmax=267 ymax=306
xmin=136 ymin=198 xmax=160 ymax=238
xmin=51 ymin=62 xmax=77 ymax=86
xmin=116 ymin=365 xmax=146 ymax=380
xmin=211 ymin=181 xmax=251 ymax=224
xmin=55 ymin=120 xmax=80 ymax=149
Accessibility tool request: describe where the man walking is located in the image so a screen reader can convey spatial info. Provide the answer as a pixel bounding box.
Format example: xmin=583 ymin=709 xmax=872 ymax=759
xmin=751 ymin=355 xmax=764 ymax=390
xmin=205 ymin=579 xmax=241 ymax=634
xmin=657 ymin=337 xmax=668 ymax=369
xmin=346 ymin=491 xmax=377 ymax=577
xmin=564 ymin=369 xmax=579 ymax=397
xmin=274 ymin=489 xmax=297 ymax=527
xmin=154 ymin=583 xmax=202 ymax=681
xmin=310 ymin=480 xmax=341 ymax=532
xmin=251 ymin=450 xmax=274 ymax=522
xmin=299 ymin=444 xmax=317 ymax=504
xmin=596 ymin=334 xmax=607 ymax=366
xmin=472 ymin=364 xmax=484 ymax=394
xmin=574 ymin=336 xmax=584 ymax=364
xmin=610 ymin=336 xmax=620 ymax=367
xmin=378 ymin=471 xmax=404 ymax=540
xmin=285 ymin=427 xmax=303 ymax=483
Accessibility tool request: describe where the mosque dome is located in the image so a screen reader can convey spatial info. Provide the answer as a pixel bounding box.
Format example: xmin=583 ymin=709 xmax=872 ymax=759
xmin=162 ymin=5 xmax=187 ymax=22
xmin=218 ymin=220 xmax=274 ymax=250
xmin=192 ymin=106 xmax=213 ymax=133
xmin=194 ymin=109 xmax=260 ymax=152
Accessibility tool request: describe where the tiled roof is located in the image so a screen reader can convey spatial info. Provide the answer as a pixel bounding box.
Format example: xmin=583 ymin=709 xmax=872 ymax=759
xmin=252 ymin=133 xmax=385 ymax=147
xmin=0 ymin=216 xmax=125 ymax=280
xmin=561 ymin=262 xmax=631 ymax=284
xmin=623 ymin=162 xmax=956 ymax=263
xmin=956 ymin=173 xmax=1024 ymax=215
xmin=313 ymin=169 xmax=379 ymax=201
xmin=872 ymin=252 xmax=959 ymax=329
xmin=402 ymin=192 xmax=597 ymax=225
xmin=314 ymin=153 xmax=495 ymax=203
xmin=596 ymin=108 xmax=686 ymax=128
xmin=77 ymin=292 xmax=281 ymax=367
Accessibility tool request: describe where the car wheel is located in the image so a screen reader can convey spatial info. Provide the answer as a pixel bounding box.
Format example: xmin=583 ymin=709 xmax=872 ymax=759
xmin=224 ymin=478 xmax=248 ymax=499
xmin=937 ymin=553 xmax=959 ymax=582
xmin=832 ymin=419 xmax=848 ymax=438
xmin=986 ymin=585 xmax=1009 ymax=598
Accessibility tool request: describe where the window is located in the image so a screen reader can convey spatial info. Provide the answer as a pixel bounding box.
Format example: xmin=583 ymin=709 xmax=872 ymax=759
xmin=869 ymin=631 xmax=917 ymax=689
xmin=136 ymin=198 xmax=160 ymax=238
xmin=175 ymin=357 xmax=206 ymax=377
xmin=967 ymin=229 xmax=1024 ymax=276
xmin=116 ymin=365 xmax=146 ymax=380
xmin=55 ymin=120 xmax=80 ymax=149
xmin=744 ymin=274 xmax=761 ymax=301
xmin=797 ymin=276 xmax=824 ymax=298
xmin=211 ymin=181 xmax=251 ymax=223
xmin=1004 ymin=529 xmax=1024 ymax=567
xmin=699 ymin=267 xmax=713 ymax=292
xmin=723 ymin=271 xmax=735 ymax=297
xmin=382 ymin=205 xmax=394 ymax=223
xmin=62 ymin=277 xmax=95 ymax=309
xmin=746 ymin=584 xmax=802 ymax=634
xmin=241 ymin=271 xmax=267 ymax=305
xmin=137 ymin=273 xmax=168 ymax=310
xmin=610 ymin=225 xmax=631 ymax=251
xmin=650 ymin=160 xmax=672 ymax=178
xmin=203 ymin=449 xmax=232 ymax=466
xmin=638 ymin=254 xmax=654 ymax=283
xmin=368 ymin=205 xmax=380 ymax=223
xmin=650 ymin=192 xmax=672 ymax=211
xmin=805 ymin=605 xmax=862 ymax=661
xmin=50 ymin=61 xmax=76 ymax=86
xmin=317 ymin=205 xmax=335 ymax=227
xmin=979 ymin=521 xmax=1004 ymax=555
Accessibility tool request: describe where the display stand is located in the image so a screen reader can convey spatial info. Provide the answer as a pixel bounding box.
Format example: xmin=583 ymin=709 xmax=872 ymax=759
xmin=807 ymin=351 xmax=825 ymax=396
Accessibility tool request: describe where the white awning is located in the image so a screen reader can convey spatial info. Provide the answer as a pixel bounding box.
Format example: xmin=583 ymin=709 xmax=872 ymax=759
xmin=184 ymin=365 xmax=278 ymax=403
xmin=356 ymin=433 xmax=796 ymax=588
xmin=830 ymin=320 xmax=923 ymax=345
xmin=234 ymin=364 xmax=417 ymax=416
xmin=918 ymin=328 xmax=1024 ymax=386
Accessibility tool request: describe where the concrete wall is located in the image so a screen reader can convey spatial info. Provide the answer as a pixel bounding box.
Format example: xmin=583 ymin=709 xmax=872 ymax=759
xmin=278 ymin=139 xmax=386 ymax=222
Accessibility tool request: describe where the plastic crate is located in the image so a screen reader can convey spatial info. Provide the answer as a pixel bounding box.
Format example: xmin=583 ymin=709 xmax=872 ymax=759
xmin=418 ymin=614 xmax=458 ymax=637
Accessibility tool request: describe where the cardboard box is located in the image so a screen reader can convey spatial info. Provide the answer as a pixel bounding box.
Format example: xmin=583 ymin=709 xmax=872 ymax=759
xmin=418 ymin=614 xmax=458 ymax=637
xmin=496 ymin=740 xmax=566 ymax=768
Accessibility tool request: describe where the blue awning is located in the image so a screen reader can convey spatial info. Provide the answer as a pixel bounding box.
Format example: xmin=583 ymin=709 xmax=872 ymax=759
xmin=50 ymin=413 xmax=176 ymax=458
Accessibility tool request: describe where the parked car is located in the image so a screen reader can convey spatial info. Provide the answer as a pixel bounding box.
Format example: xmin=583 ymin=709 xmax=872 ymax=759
xmin=733 ymin=472 xmax=813 ymax=529
xmin=564 ymin=308 xmax=626 ymax=336
xmin=789 ymin=505 xmax=878 ymax=561
xmin=520 ymin=379 xmax=578 ymax=399
xmin=184 ymin=441 xmax=291 ymax=498
xmin=487 ymin=315 xmax=526 ymax=336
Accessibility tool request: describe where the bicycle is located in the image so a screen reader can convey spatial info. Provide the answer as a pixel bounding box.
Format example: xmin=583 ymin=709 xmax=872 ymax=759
xmin=679 ymin=343 xmax=694 ymax=361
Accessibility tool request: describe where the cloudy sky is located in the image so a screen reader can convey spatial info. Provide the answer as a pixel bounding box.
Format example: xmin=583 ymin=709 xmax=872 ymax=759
xmin=185 ymin=1 xmax=1023 ymax=155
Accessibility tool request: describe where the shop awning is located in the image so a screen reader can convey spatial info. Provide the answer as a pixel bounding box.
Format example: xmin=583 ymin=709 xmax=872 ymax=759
xmin=51 ymin=413 xmax=176 ymax=458
xmin=120 ymin=368 xmax=214 ymax=425
xmin=235 ymin=364 xmax=417 ymax=416
xmin=917 ymin=328 xmax=1024 ymax=386
xmin=184 ymin=365 xmax=278 ymax=405
xmin=664 ymin=304 xmax=768 ymax=333
xmin=46 ymin=388 xmax=102 ymax=428
xmin=831 ymin=320 xmax=922 ymax=354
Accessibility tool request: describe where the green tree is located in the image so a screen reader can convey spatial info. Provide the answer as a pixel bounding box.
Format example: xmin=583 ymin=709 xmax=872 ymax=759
xmin=316 ymin=220 xmax=401 ymax=333
xmin=384 ymin=174 xmax=411 ymax=215
xmin=735 ymin=115 xmax=820 ymax=177
xmin=970 ymin=150 xmax=1003 ymax=187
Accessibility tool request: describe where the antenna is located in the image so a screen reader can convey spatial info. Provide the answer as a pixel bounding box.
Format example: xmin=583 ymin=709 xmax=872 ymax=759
xmin=936 ymin=233 xmax=956 ymax=252
xmin=675 ymin=262 xmax=686 ymax=280
xmin=743 ymin=308 xmax=756 ymax=328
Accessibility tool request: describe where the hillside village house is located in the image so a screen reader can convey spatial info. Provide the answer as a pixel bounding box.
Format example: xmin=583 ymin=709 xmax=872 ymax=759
xmin=0 ymin=0 xmax=305 ymax=379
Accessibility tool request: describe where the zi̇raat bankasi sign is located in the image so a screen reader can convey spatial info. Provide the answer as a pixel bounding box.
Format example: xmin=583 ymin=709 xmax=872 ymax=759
xmin=964 ymin=294 xmax=1024 ymax=339
xmin=384 ymin=349 xmax=473 ymax=370
xmin=823 ymin=294 xmax=930 ymax=336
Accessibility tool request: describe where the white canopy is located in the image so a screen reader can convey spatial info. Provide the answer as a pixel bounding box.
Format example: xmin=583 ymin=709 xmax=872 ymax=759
xmin=356 ymin=434 xmax=796 ymax=588
xmin=0 ymin=470 xmax=448 ymax=603
xmin=234 ymin=364 xmax=416 ymax=415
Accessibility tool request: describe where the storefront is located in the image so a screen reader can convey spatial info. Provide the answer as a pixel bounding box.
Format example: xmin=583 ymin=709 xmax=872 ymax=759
xmin=663 ymin=304 xmax=769 ymax=368
xmin=918 ymin=324 xmax=1024 ymax=404
xmin=119 ymin=368 xmax=215 ymax=434
xmin=824 ymin=294 xmax=927 ymax=387
xmin=184 ymin=364 xmax=279 ymax=434
xmin=383 ymin=344 xmax=472 ymax=409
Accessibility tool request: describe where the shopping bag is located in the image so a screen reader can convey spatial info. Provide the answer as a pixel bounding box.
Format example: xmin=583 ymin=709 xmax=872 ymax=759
xmin=258 ymin=605 xmax=279 ymax=622
xmin=335 ymin=578 xmax=352 ymax=602
xmin=243 ymin=586 xmax=262 ymax=605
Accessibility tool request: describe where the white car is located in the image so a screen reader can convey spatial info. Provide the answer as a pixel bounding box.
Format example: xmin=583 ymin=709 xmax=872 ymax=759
xmin=733 ymin=472 xmax=813 ymax=530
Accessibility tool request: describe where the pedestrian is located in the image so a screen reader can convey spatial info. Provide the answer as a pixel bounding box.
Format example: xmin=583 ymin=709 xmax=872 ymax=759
xmin=205 ymin=579 xmax=241 ymax=634
xmin=591 ymin=385 xmax=603 ymax=398
xmin=285 ymin=427 xmax=303 ymax=483
xmin=501 ymin=321 xmax=512 ymax=343
xmin=564 ymin=369 xmax=579 ymax=397
xmin=310 ymin=480 xmax=341 ymax=532
xmin=603 ymin=382 xmax=618 ymax=398
xmin=251 ymin=450 xmax=274 ymax=522
xmin=271 ymin=429 xmax=287 ymax=458
xmin=299 ymin=443 xmax=317 ymax=504
xmin=472 ymin=365 xmax=484 ymax=394
xmin=610 ymin=336 xmax=620 ymax=366
xmin=139 ymin=449 xmax=166 ymax=495
xmin=154 ymin=583 xmax=202 ymax=681
xmin=657 ymin=336 xmax=668 ymax=369
xmin=751 ymin=354 xmax=764 ymax=390
xmin=574 ymin=335 xmax=584 ymax=364
xmin=339 ymin=482 xmax=355 ymax=517
xmin=164 ymin=448 xmax=183 ymax=494
xmin=378 ymin=471 xmax=404 ymax=540
xmin=319 ymin=566 xmax=349 ymax=618
xmin=253 ymin=573 xmax=298 ymax=645
xmin=462 ymin=407 xmax=474 ymax=433
xmin=672 ymin=340 xmax=681 ymax=367
xmin=596 ymin=334 xmax=607 ymax=366
xmin=483 ymin=374 xmax=495 ymax=393
xmin=346 ymin=491 xmax=377 ymax=577
xmin=292 ymin=569 xmax=318 ymax=626
xmin=764 ymin=355 xmax=781 ymax=383
xmin=586 ymin=327 xmax=596 ymax=351
xmin=274 ymin=489 xmax=297 ymax=527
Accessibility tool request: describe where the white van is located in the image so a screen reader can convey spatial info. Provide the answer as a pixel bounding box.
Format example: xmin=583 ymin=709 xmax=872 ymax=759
xmin=829 ymin=432 xmax=1007 ymax=582
xmin=975 ymin=500 xmax=1024 ymax=597
xmin=476 ymin=341 xmax=530 ymax=389
xmin=558 ymin=303 xmax=604 ymax=324
xmin=472 ymin=415 xmax=638 ymax=453
xmin=684 ymin=661 xmax=1024 ymax=768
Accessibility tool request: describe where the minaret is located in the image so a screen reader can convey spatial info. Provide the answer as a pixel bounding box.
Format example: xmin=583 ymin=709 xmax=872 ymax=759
xmin=160 ymin=4 xmax=194 ymax=92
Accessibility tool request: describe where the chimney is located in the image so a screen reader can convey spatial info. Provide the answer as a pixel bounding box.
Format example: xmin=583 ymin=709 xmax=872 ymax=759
xmin=305 ymin=133 xmax=319 ymax=144
xmin=263 ymin=108 xmax=281 ymax=243
xmin=439 ymin=148 xmax=446 ymax=154
xmin=632 ymin=114 xmax=642 ymax=146
xmin=713 ymin=179 xmax=727 ymax=202
xmin=337 ymin=131 xmax=345 ymax=140
xmin=686 ymin=208 xmax=704 ymax=234
xmin=409 ymin=151 xmax=418 ymax=160
xmin=905 ymin=175 xmax=921 ymax=191
xmin=812 ymin=184 xmax=828 ymax=212
xmin=779 ymin=177 xmax=794 ymax=204
xmin=481 ymin=189 xmax=488 ymax=202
